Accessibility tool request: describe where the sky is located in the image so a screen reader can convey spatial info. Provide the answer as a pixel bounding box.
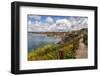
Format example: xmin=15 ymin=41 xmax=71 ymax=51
xmin=27 ymin=15 xmax=88 ymax=32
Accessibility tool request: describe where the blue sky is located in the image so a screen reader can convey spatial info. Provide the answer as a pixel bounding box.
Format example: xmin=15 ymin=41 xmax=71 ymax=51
xmin=28 ymin=15 xmax=87 ymax=26
xmin=27 ymin=15 xmax=88 ymax=32
xmin=28 ymin=15 xmax=67 ymax=25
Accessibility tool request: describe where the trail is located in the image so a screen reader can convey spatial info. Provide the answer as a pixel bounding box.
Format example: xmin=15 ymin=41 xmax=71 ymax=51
xmin=75 ymin=38 xmax=88 ymax=59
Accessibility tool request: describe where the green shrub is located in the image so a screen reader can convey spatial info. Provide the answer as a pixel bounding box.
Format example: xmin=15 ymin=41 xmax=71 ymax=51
xmin=28 ymin=28 xmax=88 ymax=61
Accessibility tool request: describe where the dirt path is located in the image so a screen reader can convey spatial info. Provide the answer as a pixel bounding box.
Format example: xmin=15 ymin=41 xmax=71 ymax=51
xmin=75 ymin=38 xmax=88 ymax=59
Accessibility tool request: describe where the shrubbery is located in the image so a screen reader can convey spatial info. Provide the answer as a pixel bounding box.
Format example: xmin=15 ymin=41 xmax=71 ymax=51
xmin=28 ymin=40 xmax=78 ymax=60
xmin=28 ymin=28 xmax=88 ymax=61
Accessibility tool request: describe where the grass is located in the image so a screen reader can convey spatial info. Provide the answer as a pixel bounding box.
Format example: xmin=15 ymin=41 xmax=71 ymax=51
xmin=28 ymin=39 xmax=78 ymax=61
xmin=28 ymin=28 xmax=88 ymax=61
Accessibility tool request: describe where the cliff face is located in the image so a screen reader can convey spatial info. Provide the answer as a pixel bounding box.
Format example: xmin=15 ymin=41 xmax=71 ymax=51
xmin=28 ymin=28 xmax=88 ymax=60
xmin=57 ymin=28 xmax=88 ymax=45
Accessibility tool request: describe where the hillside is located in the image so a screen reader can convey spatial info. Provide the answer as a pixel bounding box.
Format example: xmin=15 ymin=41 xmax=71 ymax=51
xmin=28 ymin=28 xmax=88 ymax=61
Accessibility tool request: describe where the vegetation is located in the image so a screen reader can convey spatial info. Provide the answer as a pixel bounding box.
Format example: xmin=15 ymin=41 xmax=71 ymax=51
xmin=28 ymin=28 xmax=88 ymax=61
xmin=83 ymin=30 xmax=88 ymax=46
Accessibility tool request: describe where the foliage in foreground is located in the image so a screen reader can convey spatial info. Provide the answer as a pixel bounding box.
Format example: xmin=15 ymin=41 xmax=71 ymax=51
xmin=28 ymin=28 xmax=88 ymax=61
xmin=28 ymin=39 xmax=78 ymax=61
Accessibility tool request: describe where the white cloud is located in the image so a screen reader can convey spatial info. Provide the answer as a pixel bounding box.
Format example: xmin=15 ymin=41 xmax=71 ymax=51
xmin=78 ymin=18 xmax=88 ymax=29
xmin=28 ymin=18 xmax=72 ymax=32
xmin=47 ymin=24 xmax=57 ymax=32
xmin=56 ymin=19 xmax=71 ymax=27
xmin=28 ymin=17 xmax=88 ymax=32
xmin=32 ymin=15 xmax=41 ymax=26
xmin=28 ymin=15 xmax=41 ymax=26
xmin=46 ymin=17 xmax=54 ymax=25
xmin=69 ymin=17 xmax=88 ymax=31
xmin=69 ymin=17 xmax=77 ymax=25
xmin=28 ymin=20 xmax=32 ymax=25
xmin=33 ymin=15 xmax=41 ymax=21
